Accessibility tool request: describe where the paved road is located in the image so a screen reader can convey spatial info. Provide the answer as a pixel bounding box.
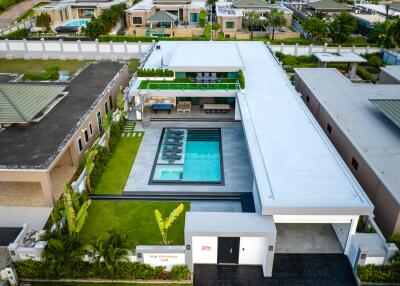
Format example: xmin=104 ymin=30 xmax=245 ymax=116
xmin=0 ymin=0 xmax=42 ymax=29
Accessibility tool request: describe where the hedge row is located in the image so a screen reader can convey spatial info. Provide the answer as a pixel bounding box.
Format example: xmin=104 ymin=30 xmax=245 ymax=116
xmin=0 ymin=28 xmax=28 ymax=39
xmin=137 ymin=68 xmax=174 ymax=77
xmin=22 ymin=66 xmax=60 ymax=81
xmin=14 ymin=260 xmax=191 ymax=281
xmin=357 ymin=263 xmax=400 ymax=283
xmin=98 ymin=34 xmax=209 ymax=42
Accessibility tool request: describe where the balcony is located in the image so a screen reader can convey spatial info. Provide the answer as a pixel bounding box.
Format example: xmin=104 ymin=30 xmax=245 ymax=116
xmin=139 ymin=78 xmax=239 ymax=91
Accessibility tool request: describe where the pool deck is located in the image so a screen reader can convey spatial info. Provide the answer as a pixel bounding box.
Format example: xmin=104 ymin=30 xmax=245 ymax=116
xmin=124 ymin=122 xmax=253 ymax=193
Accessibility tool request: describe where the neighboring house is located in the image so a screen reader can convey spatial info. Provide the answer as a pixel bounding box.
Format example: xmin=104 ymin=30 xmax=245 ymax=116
xmin=216 ymin=0 xmax=294 ymax=39
xmin=34 ymin=0 xmax=127 ymax=29
xmin=132 ymin=41 xmax=381 ymax=277
xmin=352 ymin=4 xmax=400 ymax=34
xmin=125 ymin=0 xmax=206 ymax=37
xmin=0 ymin=62 xmax=128 ymax=230
xmin=294 ymin=66 xmax=400 ymax=238
xmin=286 ymin=0 xmax=351 ymax=20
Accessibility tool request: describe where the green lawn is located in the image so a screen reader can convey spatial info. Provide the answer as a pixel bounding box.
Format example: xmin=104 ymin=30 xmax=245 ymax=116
xmin=16 ymin=1 xmax=48 ymax=22
xmin=33 ymin=283 xmax=192 ymax=286
xmin=128 ymin=59 xmax=139 ymax=73
xmin=94 ymin=135 xmax=142 ymax=195
xmin=0 ymin=58 xmax=93 ymax=75
xmin=139 ymin=78 xmax=238 ymax=90
xmin=79 ymin=201 xmax=190 ymax=248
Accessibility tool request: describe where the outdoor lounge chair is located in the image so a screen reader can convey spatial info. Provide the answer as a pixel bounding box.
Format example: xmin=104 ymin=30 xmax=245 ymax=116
xmin=204 ymin=72 xmax=210 ymax=83
xmin=167 ymin=129 xmax=184 ymax=135
xmin=211 ymin=73 xmax=217 ymax=83
xmin=164 ymin=140 xmax=183 ymax=146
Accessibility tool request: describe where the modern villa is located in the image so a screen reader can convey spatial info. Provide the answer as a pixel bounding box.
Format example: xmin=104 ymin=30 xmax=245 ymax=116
xmin=0 ymin=62 xmax=128 ymax=230
xmin=127 ymin=41 xmax=385 ymax=278
xmin=125 ymin=0 xmax=206 ymax=37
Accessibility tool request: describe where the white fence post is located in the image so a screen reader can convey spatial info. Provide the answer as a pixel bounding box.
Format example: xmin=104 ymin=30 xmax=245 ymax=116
xmin=323 ymin=43 xmax=327 ymax=52
xmin=40 ymin=38 xmax=46 ymax=52
xmin=77 ymin=39 xmax=82 ymax=53
xmin=110 ymin=41 xmax=113 ymax=53
xmin=366 ymin=45 xmax=369 ymax=54
xmin=352 ymin=45 xmax=355 ymax=52
xmin=138 ymin=40 xmax=142 ymax=53
xmin=23 ymin=38 xmax=27 ymax=52
xmin=59 ymin=39 xmax=64 ymax=52
xmin=124 ymin=40 xmax=127 ymax=54
xmin=294 ymin=43 xmax=298 ymax=56
xmin=308 ymin=44 xmax=313 ymax=56
xmin=4 ymin=38 xmax=10 ymax=52
xmin=280 ymin=43 xmax=284 ymax=53
xmin=337 ymin=45 xmax=341 ymax=53
xmin=95 ymin=39 xmax=99 ymax=53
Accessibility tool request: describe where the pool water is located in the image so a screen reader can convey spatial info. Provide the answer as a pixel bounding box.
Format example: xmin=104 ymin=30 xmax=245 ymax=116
xmin=152 ymin=128 xmax=222 ymax=183
xmin=63 ymin=19 xmax=90 ymax=27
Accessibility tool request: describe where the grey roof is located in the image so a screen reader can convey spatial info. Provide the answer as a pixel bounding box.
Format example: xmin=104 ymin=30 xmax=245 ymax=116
xmin=0 ymin=62 xmax=125 ymax=169
xmin=0 ymin=84 xmax=66 ymax=124
xmin=308 ymin=0 xmax=352 ymax=11
xmin=147 ymin=10 xmax=178 ymax=22
xmin=390 ymin=2 xmax=400 ymax=11
xmin=369 ymin=99 xmax=400 ymax=129
xmin=295 ymin=68 xmax=400 ymax=204
xmin=233 ymin=0 xmax=269 ymax=8
xmin=380 ymin=65 xmax=400 ymax=83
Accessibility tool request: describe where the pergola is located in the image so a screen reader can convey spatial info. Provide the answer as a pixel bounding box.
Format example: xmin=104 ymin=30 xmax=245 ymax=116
xmin=313 ymin=52 xmax=367 ymax=79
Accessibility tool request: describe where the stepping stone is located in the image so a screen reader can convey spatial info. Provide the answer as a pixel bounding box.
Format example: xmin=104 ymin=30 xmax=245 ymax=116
xmin=137 ymin=133 xmax=142 ymax=137
xmin=122 ymin=133 xmax=126 ymax=137
xmin=131 ymin=133 xmax=137 ymax=137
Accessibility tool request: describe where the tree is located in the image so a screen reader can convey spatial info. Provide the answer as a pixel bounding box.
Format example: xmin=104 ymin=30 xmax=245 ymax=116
xmin=42 ymin=234 xmax=84 ymax=278
xmin=243 ymin=12 xmax=262 ymax=40
xmin=329 ymin=12 xmax=357 ymax=43
xmin=154 ymin=203 xmax=184 ymax=245
xmin=85 ymin=138 xmax=100 ymax=192
xmin=368 ymin=19 xmax=400 ymax=48
xmin=36 ymin=13 xmax=51 ymax=31
xmin=101 ymin=112 xmax=113 ymax=152
xmin=85 ymin=230 xmax=128 ymax=277
xmin=199 ymin=10 xmax=206 ymax=27
xmin=63 ymin=184 xmax=91 ymax=235
xmin=267 ymin=8 xmax=286 ymax=41
xmin=303 ymin=16 xmax=328 ymax=44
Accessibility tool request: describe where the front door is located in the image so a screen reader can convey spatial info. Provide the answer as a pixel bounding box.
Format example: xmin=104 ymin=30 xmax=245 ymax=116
xmin=217 ymin=237 xmax=240 ymax=264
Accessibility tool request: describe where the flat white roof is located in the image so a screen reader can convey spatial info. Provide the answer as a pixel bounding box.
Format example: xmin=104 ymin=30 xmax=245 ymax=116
xmin=295 ymin=68 xmax=400 ymax=205
xmin=313 ymin=52 xmax=367 ymax=63
xmin=381 ymin=65 xmax=400 ymax=82
xmin=144 ymin=41 xmax=374 ymax=216
xmin=356 ymin=3 xmax=400 ymax=16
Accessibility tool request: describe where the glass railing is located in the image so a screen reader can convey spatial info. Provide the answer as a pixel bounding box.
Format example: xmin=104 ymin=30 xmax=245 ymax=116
xmin=139 ymin=78 xmax=239 ymax=90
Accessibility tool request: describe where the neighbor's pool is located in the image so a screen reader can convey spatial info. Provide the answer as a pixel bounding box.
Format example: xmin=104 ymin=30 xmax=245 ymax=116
xmin=63 ymin=19 xmax=90 ymax=27
xmin=151 ymin=128 xmax=223 ymax=184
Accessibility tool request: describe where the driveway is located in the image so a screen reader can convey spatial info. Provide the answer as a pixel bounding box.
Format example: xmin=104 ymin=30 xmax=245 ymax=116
xmin=193 ymin=254 xmax=357 ymax=286
xmin=0 ymin=0 xmax=42 ymax=29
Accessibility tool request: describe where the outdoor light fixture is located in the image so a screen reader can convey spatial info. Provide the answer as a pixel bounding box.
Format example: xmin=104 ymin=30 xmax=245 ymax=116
xmin=269 ymin=246 xmax=274 ymax=251
xmin=186 ymin=245 xmax=191 ymax=250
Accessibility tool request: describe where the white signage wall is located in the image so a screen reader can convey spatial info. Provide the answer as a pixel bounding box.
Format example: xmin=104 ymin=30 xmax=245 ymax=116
xmin=142 ymin=253 xmax=185 ymax=271
xmin=239 ymin=237 xmax=267 ymax=265
xmin=192 ymin=236 xmax=218 ymax=264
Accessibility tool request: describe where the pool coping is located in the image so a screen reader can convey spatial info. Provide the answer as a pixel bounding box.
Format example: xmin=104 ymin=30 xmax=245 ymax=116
xmin=148 ymin=127 xmax=225 ymax=186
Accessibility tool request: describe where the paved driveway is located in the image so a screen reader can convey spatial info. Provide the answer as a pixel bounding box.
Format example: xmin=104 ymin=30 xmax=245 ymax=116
xmin=193 ymin=254 xmax=357 ymax=286
xmin=0 ymin=0 xmax=42 ymax=29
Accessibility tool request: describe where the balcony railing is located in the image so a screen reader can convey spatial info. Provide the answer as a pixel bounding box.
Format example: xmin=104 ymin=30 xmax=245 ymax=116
xmin=139 ymin=78 xmax=239 ymax=90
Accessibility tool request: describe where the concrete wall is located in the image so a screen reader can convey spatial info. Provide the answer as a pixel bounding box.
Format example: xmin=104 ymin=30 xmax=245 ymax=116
xmin=294 ymin=75 xmax=400 ymax=238
xmin=269 ymin=43 xmax=381 ymax=56
xmin=0 ymin=39 xmax=151 ymax=60
xmin=378 ymin=69 xmax=400 ymax=84
xmin=0 ymin=17 xmax=36 ymax=36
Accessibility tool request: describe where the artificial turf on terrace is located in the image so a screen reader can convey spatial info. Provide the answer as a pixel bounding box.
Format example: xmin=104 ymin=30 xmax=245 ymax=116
xmin=79 ymin=201 xmax=189 ymax=248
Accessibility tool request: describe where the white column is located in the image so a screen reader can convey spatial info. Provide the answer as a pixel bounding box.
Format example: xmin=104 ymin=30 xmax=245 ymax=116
xmin=280 ymin=43 xmax=284 ymax=53
xmin=349 ymin=62 xmax=357 ymax=79
xmin=40 ymin=173 xmax=55 ymax=207
xmin=23 ymin=38 xmax=27 ymax=52
xmin=344 ymin=216 xmax=359 ymax=255
xmin=110 ymin=41 xmax=114 ymax=53
xmin=95 ymin=39 xmax=99 ymax=53
xmin=351 ymin=45 xmax=355 ymax=53
xmin=4 ymin=39 xmax=10 ymax=51
xmin=308 ymin=44 xmax=313 ymax=56
xmin=59 ymin=39 xmax=64 ymax=52
xmin=366 ymin=45 xmax=369 ymax=54
xmin=138 ymin=40 xmax=142 ymax=53
xmin=294 ymin=43 xmax=298 ymax=56
xmin=40 ymin=38 xmax=45 ymax=52
xmin=77 ymin=39 xmax=82 ymax=53
xmin=234 ymin=96 xmax=241 ymax=120
xmin=323 ymin=43 xmax=327 ymax=52
xmin=124 ymin=40 xmax=127 ymax=55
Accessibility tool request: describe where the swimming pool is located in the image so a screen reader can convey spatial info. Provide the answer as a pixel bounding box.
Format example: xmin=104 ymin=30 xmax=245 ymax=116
xmin=63 ymin=19 xmax=90 ymax=27
xmin=151 ymin=128 xmax=223 ymax=184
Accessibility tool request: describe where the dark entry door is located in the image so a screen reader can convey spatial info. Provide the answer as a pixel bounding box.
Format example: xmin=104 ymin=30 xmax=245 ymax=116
xmin=217 ymin=237 xmax=240 ymax=264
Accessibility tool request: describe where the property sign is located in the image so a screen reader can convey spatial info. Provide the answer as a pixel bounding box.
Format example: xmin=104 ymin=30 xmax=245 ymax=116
xmin=142 ymin=253 xmax=185 ymax=270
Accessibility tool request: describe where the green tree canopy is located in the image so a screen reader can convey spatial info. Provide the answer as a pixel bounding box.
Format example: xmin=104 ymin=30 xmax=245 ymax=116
xmin=267 ymin=8 xmax=286 ymax=40
xmin=303 ymin=16 xmax=328 ymax=44
xmin=368 ymin=18 xmax=400 ymax=48
xmin=243 ymin=11 xmax=264 ymax=40
xmin=329 ymin=12 xmax=357 ymax=43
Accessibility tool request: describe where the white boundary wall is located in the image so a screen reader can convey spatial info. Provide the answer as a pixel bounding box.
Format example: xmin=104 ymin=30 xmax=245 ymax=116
xmin=0 ymin=17 xmax=36 ymax=36
xmin=0 ymin=39 xmax=152 ymax=60
xmin=268 ymin=43 xmax=381 ymax=56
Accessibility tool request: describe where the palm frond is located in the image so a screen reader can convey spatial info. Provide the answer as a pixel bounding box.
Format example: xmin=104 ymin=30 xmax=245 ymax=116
xmin=165 ymin=203 xmax=184 ymax=229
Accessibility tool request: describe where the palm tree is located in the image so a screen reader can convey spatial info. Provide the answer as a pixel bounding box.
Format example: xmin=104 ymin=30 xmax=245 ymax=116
xmin=63 ymin=184 xmax=91 ymax=235
xmin=368 ymin=19 xmax=399 ymax=48
xmin=42 ymin=234 xmax=84 ymax=278
xmin=267 ymin=8 xmax=287 ymax=41
xmin=243 ymin=12 xmax=262 ymax=40
xmin=303 ymin=16 xmax=328 ymax=44
xmin=154 ymin=203 xmax=184 ymax=245
xmin=85 ymin=230 xmax=128 ymax=277
xmin=329 ymin=12 xmax=357 ymax=43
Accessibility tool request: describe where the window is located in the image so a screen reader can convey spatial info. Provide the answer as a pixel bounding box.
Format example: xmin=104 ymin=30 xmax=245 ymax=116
xmin=84 ymin=129 xmax=89 ymax=143
xmin=89 ymin=123 xmax=93 ymax=135
xmin=132 ymin=16 xmax=142 ymax=25
xmin=97 ymin=111 xmax=102 ymax=133
xmin=327 ymin=123 xmax=332 ymax=134
xmin=77 ymin=138 xmax=83 ymax=153
xmin=189 ymin=12 xmax=199 ymax=23
xmin=109 ymin=96 xmax=113 ymax=110
xmin=59 ymin=10 xmax=64 ymax=21
xmin=351 ymin=157 xmax=358 ymax=171
xmin=226 ymin=21 xmax=235 ymax=29
xmin=306 ymin=95 xmax=310 ymax=103
xmin=104 ymin=101 xmax=109 ymax=114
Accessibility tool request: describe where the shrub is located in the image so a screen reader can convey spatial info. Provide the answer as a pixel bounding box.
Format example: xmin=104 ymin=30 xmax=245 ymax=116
xmin=357 ymin=263 xmax=400 ymax=283
xmin=171 ymin=265 xmax=191 ymax=280
xmin=131 ymin=262 xmax=155 ymax=279
xmin=0 ymin=28 xmax=29 ymax=39
xmin=91 ymin=146 xmax=110 ymax=186
xmin=389 ymin=234 xmax=400 ymax=249
xmin=137 ymin=68 xmax=174 ymax=77
xmin=14 ymin=260 xmax=45 ymax=279
xmin=36 ymin=13 xmax=50 ymax=30
xmin=282 ymin=56 xmax=298 ymax=66
xmin=199 ymin=10 xmax=206 ymax=28
xmin=238 ymin=69 xmax=245 ymax=89
xmin=367 ymin=55 xmax=382 ymax=67
xmin=274 ymin=51 xmax=285 ymax=62
xmin=357 ymin=66 xmax=376 ymax=83
xmin=23 ymin=66 xmax=60 ymax=81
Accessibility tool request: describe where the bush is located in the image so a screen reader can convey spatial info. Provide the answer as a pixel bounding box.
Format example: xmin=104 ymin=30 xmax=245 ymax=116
xmin=0 ymin=28 xmax=29 ymax=39
xmin=357 ymin=66 xmax=376 ymax=83
xmin=171 ymin=265 xmax=191 ymax=280
xmin=367 ymin=55 xmax=382 ymax=67
xmin=14 ymin=260 xmax=45 ymax=279
xmin=199 ymin=10 xmax=206 ymax=28
xmin=23 ymin=66 xmax=60 ymax=81
xmin=357 ymin=263 xmax=400 ymax=283
xmin=36 ymin=13 xmax=50 ymax=30
xmin=275 ymin=51 xmax=285 ymax=62
xmin=282 ymin=56 xmax=298 ymax=66
xmin=137 ymin=68 xmax=174 ymax=77
xmin=238 ymin=69 xmax=245 ymax=89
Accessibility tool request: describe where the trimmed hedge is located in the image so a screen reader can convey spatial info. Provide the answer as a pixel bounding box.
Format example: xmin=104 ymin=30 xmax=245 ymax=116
xmin=238 ymin=69 xmax=245 ymax=89
xmin=357 ymin=263 xmax=400 ymax=283
xmin=14 ymin=260 xmax=191 ymax=281
xmin=357 ymin=66 xmax=377 ymax=83
xmin=137 ymin=68 xmax=174 ymax=77
xmin=98 ymin=34 xmax=209 ymax=42
xmin=0 ymin=28 xmax=28 ymax=39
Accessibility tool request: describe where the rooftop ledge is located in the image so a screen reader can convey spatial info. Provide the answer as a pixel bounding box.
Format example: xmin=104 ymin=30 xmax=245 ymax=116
xmin=138 ymin=78 xmax=240 ymax=90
